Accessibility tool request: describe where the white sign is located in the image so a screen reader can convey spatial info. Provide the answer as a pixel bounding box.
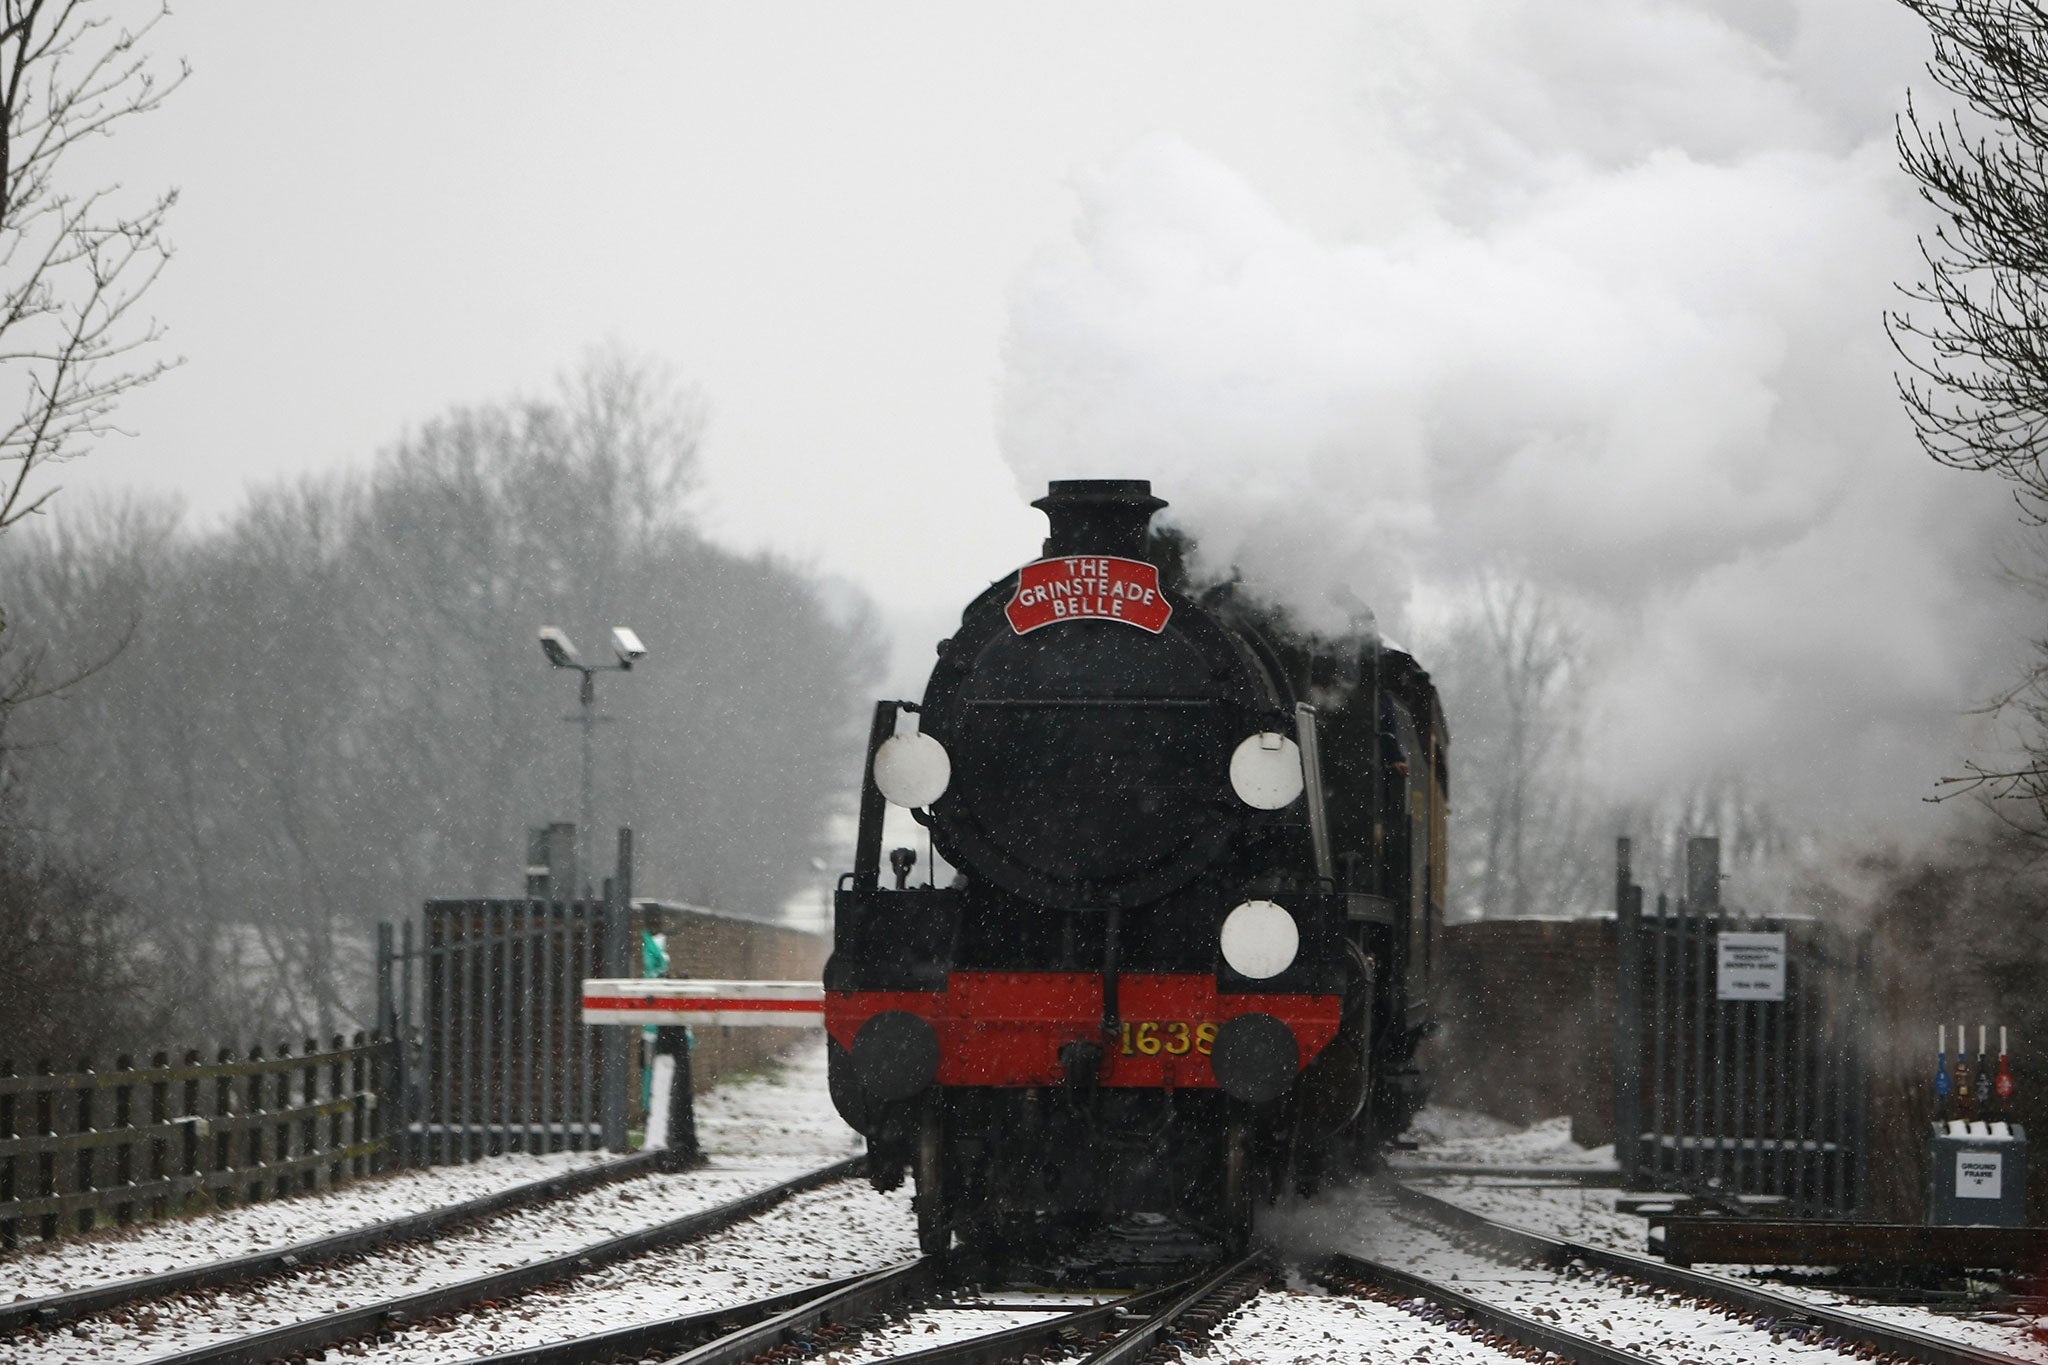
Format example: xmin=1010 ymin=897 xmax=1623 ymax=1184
xmin=1957 ymin=1151 xmax=2004 ymax=1200
xmin=1716 ymin=932 xmax=1787 ymax=1001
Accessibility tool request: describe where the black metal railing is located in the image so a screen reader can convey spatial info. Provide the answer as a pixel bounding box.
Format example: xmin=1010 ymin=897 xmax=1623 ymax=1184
xmin=377 ymin=898 xmax=632 ymax=1167
xmin=1614 ymin=837 xmax=1871 ymax=1214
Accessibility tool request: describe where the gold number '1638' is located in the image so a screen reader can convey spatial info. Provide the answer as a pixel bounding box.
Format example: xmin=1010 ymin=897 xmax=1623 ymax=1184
xmin=1118 ymin=1020 xmax=1218 ymax=1057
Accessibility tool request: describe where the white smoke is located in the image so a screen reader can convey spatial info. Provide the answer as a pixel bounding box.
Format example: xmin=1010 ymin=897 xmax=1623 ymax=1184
xmin=999 ymin=1 xmax=2024 ymax=832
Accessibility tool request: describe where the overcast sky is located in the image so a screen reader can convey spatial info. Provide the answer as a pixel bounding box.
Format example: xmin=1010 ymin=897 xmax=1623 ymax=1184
xmin=63 ymin=4 xmax=1398 ymax=605
xmin=42 ymin=2 xmax=2036 ymax=842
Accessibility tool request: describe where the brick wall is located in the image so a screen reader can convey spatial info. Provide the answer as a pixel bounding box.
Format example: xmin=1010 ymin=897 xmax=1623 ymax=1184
xmin=638 ymin=902 xmax=827 ymax=1094
xmin=1422 ymin=918 xmax=1618 ymax=1145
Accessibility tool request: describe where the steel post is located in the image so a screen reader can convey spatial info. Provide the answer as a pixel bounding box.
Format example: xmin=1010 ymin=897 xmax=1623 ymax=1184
xmin=579 ymin=670 xmax=596 ymax=895
xmin=1613 ymin=838 xmax=1644 ymax=1185
xmin=600 ymin=894 xmax=631 ymax=1152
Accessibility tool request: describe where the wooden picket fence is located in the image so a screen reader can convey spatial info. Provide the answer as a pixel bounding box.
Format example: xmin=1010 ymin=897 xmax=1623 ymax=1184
xmin=0 ymin=1034 xmax=390 ymax=1248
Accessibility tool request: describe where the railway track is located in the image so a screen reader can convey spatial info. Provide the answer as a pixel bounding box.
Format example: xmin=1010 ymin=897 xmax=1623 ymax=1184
xmin=466 ymin=1229 xmax=1760 ymax=1365
xmin=15 ymin=1144 xmax=2035 ymax=1365
xmin=1315 ymin=1251 xmax=1660 ymax=1365
xmin=1385 ymin=1178 xmax=2041 ymax=1365
xmin=0 ymin=1148 xmax=679 ymax=1336
xmin=461 ymin=1252 xmax=1271 ymax=1365
xmin=425 ymin=1227 xmax=1818 ymax=1365
xmin=430 ymin=1268 xmax=895 ymax=1365
xmin=0 ymin=1156 xmax=868 ymax=1365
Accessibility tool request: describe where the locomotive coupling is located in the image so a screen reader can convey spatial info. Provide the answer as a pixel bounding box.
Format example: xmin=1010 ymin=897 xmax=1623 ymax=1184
xmin=1059 ymin=1039 xmax=1104 ymax=1089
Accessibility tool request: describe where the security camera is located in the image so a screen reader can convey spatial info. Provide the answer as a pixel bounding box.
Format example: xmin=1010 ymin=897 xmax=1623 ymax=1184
xmin=611 ymin=626 xmax=646 ymax=666
xmin=539 ymin=627 xmax=582 ymax=669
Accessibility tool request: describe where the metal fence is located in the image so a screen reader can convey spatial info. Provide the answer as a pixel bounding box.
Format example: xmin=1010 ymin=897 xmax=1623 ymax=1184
xmin=1614 ymin=838 xmax=1872 ymax=1214
xmin=377 ymin=897 xmax=632 ymax=1166
xmin=0 ymin=1036 xmax=388 ymax=1248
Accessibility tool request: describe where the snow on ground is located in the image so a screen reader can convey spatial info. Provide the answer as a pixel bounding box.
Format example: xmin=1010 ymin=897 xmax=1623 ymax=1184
xmin=1411 ymin=1177 xmax=1646 ymax=1254
xmin=1383 ymin=1111 xmax=2048 ymax=1365
xmin=0 ymin=1147 xmax=621 ymax=1302
xmin=13 ymin=1059 xmax=2044 ymax=1364
xmin=1399 ymin=1106 xmax=1615 ymax=1168
xmin=0 ymin=1041 xmax=886 ymax=1365
xmin=346 ymin=1179 xmax=915 ymax=1364
xmin=4 ymin=1167 xmax=798 ymax=1363
xmin=1210 ymin=1289 xmax=1528 ymax=1365
xmin=1275 ymin=1185 xmax=1899 ymax=1365
xmin=0 ymin=1041 xmax=860 ymax=1308
xmin=690 ymin=1040 xmax=864 ymax=1169
xmin=1402 ymin=1105 xmax=1519 ymax=1146
xmin=1754 ymin=1280 xmax=2048 ymax=1363
xmin=1410 ymin=1175 xmax=2048 ymax=1363
xmin=813 ymin=1305 xmax=1048 ymax=1365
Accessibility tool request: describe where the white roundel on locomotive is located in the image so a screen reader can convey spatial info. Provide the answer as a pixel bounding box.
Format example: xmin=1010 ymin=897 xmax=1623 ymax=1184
xmin=1219 ymin=899 xmax=1299 ymax=979
xmin=1228 ymin=732 xmax=1304 ymax=809
xmin=873 ymin=731 xmax=951 ymax=808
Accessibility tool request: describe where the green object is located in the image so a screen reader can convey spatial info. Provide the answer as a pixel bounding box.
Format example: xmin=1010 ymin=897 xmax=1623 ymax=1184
xmin=640 ymin=931 xmax=669 ymax=1107
xmin=641 ymin=930 xmax=670 ymax=978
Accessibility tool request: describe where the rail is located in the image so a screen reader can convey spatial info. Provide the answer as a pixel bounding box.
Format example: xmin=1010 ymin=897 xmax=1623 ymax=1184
xmin=11 ymin=1155 xmax=863 ymax=1365
xmin=1081 ymin=1252 xmax=1270 ymax=1365
xmin=661 ymin=1258 xmax=935 ymax=1365
xmin=1389 ymin=1179 xmax=2030 ymax=1365
xmin=1319 ymin=1251 xmax=1659 ymax=1365
xmin=0 ymin=1146 xmax=673 ymax=1334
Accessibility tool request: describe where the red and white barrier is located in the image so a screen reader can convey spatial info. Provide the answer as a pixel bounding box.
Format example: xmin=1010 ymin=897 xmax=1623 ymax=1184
xmin=581 ymin=978 xmax=824 ymax=1028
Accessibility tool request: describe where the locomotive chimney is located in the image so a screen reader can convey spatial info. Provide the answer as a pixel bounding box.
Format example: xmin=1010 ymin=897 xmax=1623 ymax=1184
xmin=1033 ymin=479 xmax=1167 ymax=560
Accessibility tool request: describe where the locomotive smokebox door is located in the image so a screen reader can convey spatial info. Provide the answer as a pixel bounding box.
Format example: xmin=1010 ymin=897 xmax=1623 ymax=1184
xmin=917 ymin=480 xmax=1297 ymax=912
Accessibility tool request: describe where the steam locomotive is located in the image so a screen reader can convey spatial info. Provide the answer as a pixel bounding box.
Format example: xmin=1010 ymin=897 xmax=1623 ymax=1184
xmin=824 ymin=479 xmax=1446 ymax=1258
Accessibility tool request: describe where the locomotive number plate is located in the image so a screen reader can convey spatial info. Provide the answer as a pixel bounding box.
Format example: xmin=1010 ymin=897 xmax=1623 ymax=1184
xmin=1118 ymin=1020 xmax=1218 ymax=1057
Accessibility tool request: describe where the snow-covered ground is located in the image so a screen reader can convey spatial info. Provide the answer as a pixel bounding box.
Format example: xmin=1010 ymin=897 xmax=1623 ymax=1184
xmin=347 ymin=1178 xmax=916 ymax=1364
xmin=1277 ymin=1185 xmax=1931 ymax=1365
xmin=1 ymin=1148 xmax=622 ymax=1301
xmin=1763 ymin=1282 xmax=2048 ymax=1364
xmin=2 ymin=1042 xmax=862 ymax=1306
xmin=0 ymin=1041 xmax=889 ymax=1365
xmin=1210 ymin=1288 xmax=1531 ymax=1365
xmin=1399 ymin=1107 xmax=1617 ymax=1168
xmin=778 ymin=1302 xmax=1047 ymax=1365
xmin=10 ymin=1071 xmax=2045 ymax=1365
xmin=1409 ymin=1176 xmax=1647 ymax=1253
xmin=1387 ymin=1105 xmax=2048 ymax=1364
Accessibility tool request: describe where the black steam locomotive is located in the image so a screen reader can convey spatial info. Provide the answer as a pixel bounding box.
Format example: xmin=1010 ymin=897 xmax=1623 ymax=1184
xmin=825 ymin=479 xmax=1446 ymax=1257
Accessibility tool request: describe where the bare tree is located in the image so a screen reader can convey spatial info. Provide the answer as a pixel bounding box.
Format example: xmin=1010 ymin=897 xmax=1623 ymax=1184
xmin=1432 ymin=575 xmax=1601 ymax=920
xmin=2 ymin=352 xmax=881 ymax=1035
xmin=0 ymin=0 xmax=183 ymax=534
xmin=1888 ymin=2 xmax=2048 ymax=817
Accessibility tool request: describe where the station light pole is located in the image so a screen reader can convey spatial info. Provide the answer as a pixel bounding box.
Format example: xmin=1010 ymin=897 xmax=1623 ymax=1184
xmin=538 ymin=625 xmax=646 ymax=893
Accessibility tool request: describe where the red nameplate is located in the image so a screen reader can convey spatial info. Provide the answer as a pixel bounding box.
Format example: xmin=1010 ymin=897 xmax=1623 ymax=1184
xmin=1004 ymin=556 xmax=1172 ymax=635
